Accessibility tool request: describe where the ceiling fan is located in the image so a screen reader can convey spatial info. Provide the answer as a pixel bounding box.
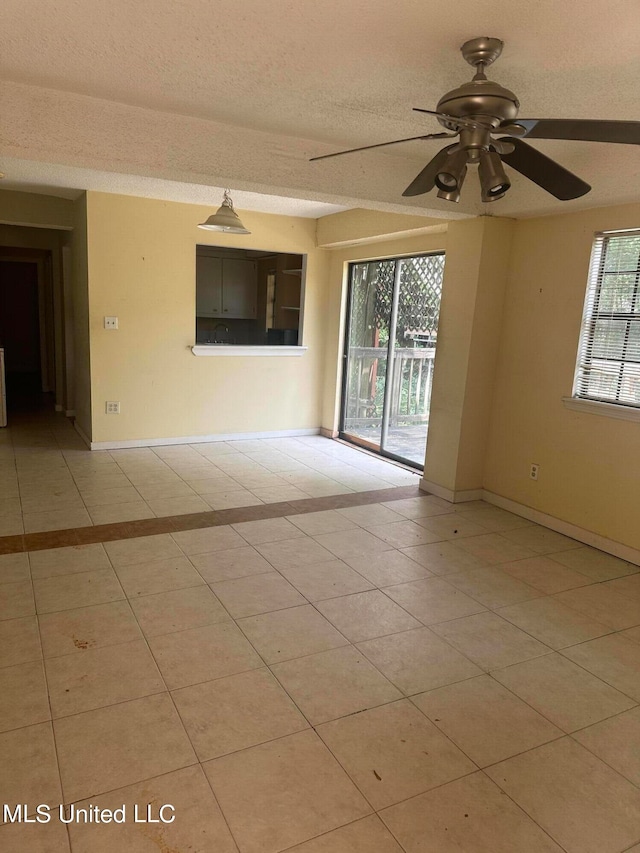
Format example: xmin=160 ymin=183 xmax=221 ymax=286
xmin=311 ymin=37 xmax=640 ymax=203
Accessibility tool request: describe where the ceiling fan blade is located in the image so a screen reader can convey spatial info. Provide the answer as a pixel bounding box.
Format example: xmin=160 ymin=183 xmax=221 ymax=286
xmin=502 ymin=119 xmax=640 ymax=145
xmin=402 ymin=145 xmax=456 ymax=197
xmin=309 ymin=132 xmax=453 ymax=162
xmin=500 ymin=138 xmax=591 ymax=200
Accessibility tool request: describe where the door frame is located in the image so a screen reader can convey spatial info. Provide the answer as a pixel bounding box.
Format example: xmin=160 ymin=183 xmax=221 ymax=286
xmin=338 ymin=251 xmax=445 ymax=470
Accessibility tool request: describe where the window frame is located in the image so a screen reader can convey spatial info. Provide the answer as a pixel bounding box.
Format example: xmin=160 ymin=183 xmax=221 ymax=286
xmin=571 ymin=228 xmax=640 ymax=413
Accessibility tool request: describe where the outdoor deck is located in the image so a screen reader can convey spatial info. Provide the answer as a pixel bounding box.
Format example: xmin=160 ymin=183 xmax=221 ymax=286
xmin=343 ymin=346 xmax=434 ymax=467
xmin=343 ymin=423 xmax=428 ymax=468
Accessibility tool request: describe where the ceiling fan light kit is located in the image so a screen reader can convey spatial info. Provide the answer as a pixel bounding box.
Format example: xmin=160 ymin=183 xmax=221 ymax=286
xmin=434 ymin=148 xmax=468 ymax=193
xmin=478 ymin=149 xmax=511 ymax=201
xmin=312 ymin=36 xmax=640 ymax=205
xmin=437 ymin=185 xmax=463 ymax=203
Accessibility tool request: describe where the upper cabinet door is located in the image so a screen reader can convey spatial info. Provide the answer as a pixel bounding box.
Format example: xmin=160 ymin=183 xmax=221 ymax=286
xmin=222 ymin=259 xmax=257 ymax=319
xmin=196 ymin=256 xmax=223 ymax=316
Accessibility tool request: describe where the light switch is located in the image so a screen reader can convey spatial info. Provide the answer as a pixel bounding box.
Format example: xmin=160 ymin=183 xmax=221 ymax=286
xmin=104 ymin=316 xmax=119 ymax=329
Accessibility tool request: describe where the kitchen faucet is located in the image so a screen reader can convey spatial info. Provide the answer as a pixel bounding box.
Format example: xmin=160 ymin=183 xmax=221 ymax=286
xmin=211 ymin=323 xmax=231 ymax=344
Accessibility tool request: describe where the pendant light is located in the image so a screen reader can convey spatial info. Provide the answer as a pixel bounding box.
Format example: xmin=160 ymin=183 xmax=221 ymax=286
xmin=197 ymin=189 xmax=251 ymax=234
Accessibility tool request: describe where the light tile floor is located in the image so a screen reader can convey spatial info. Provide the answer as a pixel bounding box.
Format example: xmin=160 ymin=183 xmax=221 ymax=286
xmin=0 ymin=410 xmax=419 ymax=534
xmin=1 ymin=487 xmax=640 ymax=851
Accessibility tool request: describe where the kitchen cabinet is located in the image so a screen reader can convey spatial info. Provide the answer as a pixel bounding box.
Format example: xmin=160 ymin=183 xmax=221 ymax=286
xmin=196 ymin=255 xmax=257 ymax=319
xmin=220 ymin=258 xmax=257 ymax=318
xmin=196 ymin=256 xmax=222 ymax=317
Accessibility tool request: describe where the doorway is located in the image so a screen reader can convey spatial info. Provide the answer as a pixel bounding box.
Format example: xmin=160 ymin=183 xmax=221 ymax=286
xmin=0 ymin=254 xmax=53 ymax=413
xmin=340 ymin=253 xmax=445 ymax=468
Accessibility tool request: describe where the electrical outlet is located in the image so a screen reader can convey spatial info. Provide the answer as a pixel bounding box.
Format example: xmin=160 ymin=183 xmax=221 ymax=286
xmin=530 ymin=463 xmax=539 ymax=481
xmin=104 ymin=316 xmax=119 ymax=330
xmin=105 ymin=401 xmax=120 ymax=414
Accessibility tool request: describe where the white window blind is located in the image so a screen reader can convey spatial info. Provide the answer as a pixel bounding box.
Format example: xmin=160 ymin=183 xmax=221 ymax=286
xmin=574 ymin=230 xmax=640 ymax=408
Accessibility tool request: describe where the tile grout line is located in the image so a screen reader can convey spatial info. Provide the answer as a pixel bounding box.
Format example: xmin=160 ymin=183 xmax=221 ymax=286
xmin=565 ymin=726 xmax=640 ymax=796
xmin=26 ymin=549 xmax=71 ymax=847
xmin=273 ymin=814 xmax=408 ymax=853
xmin=377 ymin=763 xmax=574 ymax=853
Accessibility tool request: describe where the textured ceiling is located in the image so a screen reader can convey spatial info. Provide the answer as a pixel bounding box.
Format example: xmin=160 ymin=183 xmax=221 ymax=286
xmin=1 ymin=0 xmax=640 ymax=219
xmin=0 ymin=157 xmax=349 ymax=218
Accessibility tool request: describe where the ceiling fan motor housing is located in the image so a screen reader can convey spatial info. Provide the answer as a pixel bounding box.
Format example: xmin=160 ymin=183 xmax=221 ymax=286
xmin=436 ymin=78 xmax=520 ymax=132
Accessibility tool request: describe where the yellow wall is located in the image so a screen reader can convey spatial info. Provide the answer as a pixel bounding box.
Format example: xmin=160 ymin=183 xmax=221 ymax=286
xmin=85 ymin=192 xmax=330 ymax=443
xmin=424 ymin=217 xmax=515 ymax=493
xmin=71 ymin=194 xmax=92 ymax=437
xmin=0 ymin=189 xmax=74 ymax=230
xmin=86 ymin=195 xmax=455 ymax=453
xmin=317 ymin=208 xmax=448 ymax=248
xmin=485 ymin=202 xmax=640 ymax=550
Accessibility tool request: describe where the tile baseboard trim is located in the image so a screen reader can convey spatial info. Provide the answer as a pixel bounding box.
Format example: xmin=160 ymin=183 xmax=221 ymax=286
xmin=86 ymin=428 xmax=322 ymax=451
xmin=483 ymin=489 xmax=640 ymax=567
xmin=420 ymin=479 xmax=484 ymax=503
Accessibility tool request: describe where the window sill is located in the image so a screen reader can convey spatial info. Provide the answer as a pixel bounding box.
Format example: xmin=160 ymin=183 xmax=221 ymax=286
xmin=191 ymin=345 xmax=308 ymax=357
xmin=562 ymin=396 xmax=640 ymax=423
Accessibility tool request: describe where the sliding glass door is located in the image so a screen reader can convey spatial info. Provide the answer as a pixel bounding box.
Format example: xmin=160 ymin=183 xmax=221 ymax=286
xmin=340 ymin=253 xmax=445 ymax=468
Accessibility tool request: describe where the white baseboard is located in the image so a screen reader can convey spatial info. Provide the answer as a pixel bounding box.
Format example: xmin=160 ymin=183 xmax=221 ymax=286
xmin=88 ymin=427 xmax=321 ymax=451
xmin=419 ymin=481 xmax=640 ymax=566
xmin=420 ymin=478 xmax=484 ymax=503
xmin=73 ymin=421 xmax=92 ymax=449
xmin=483 ymin=490 xmax=640 ymax=567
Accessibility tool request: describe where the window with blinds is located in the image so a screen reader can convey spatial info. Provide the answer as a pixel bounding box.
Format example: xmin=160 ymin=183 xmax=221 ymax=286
xmin=574 ymin=230 xmax=640 ymax=408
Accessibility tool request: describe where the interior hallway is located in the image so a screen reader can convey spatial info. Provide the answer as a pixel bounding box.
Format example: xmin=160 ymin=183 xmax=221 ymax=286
xmin=1 ymin=411 xmax=640 ymax=851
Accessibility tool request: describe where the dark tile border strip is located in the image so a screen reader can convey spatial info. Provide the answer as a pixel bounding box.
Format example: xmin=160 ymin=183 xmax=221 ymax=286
xmin=0 ymin=485 xmax=425 ymax=555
